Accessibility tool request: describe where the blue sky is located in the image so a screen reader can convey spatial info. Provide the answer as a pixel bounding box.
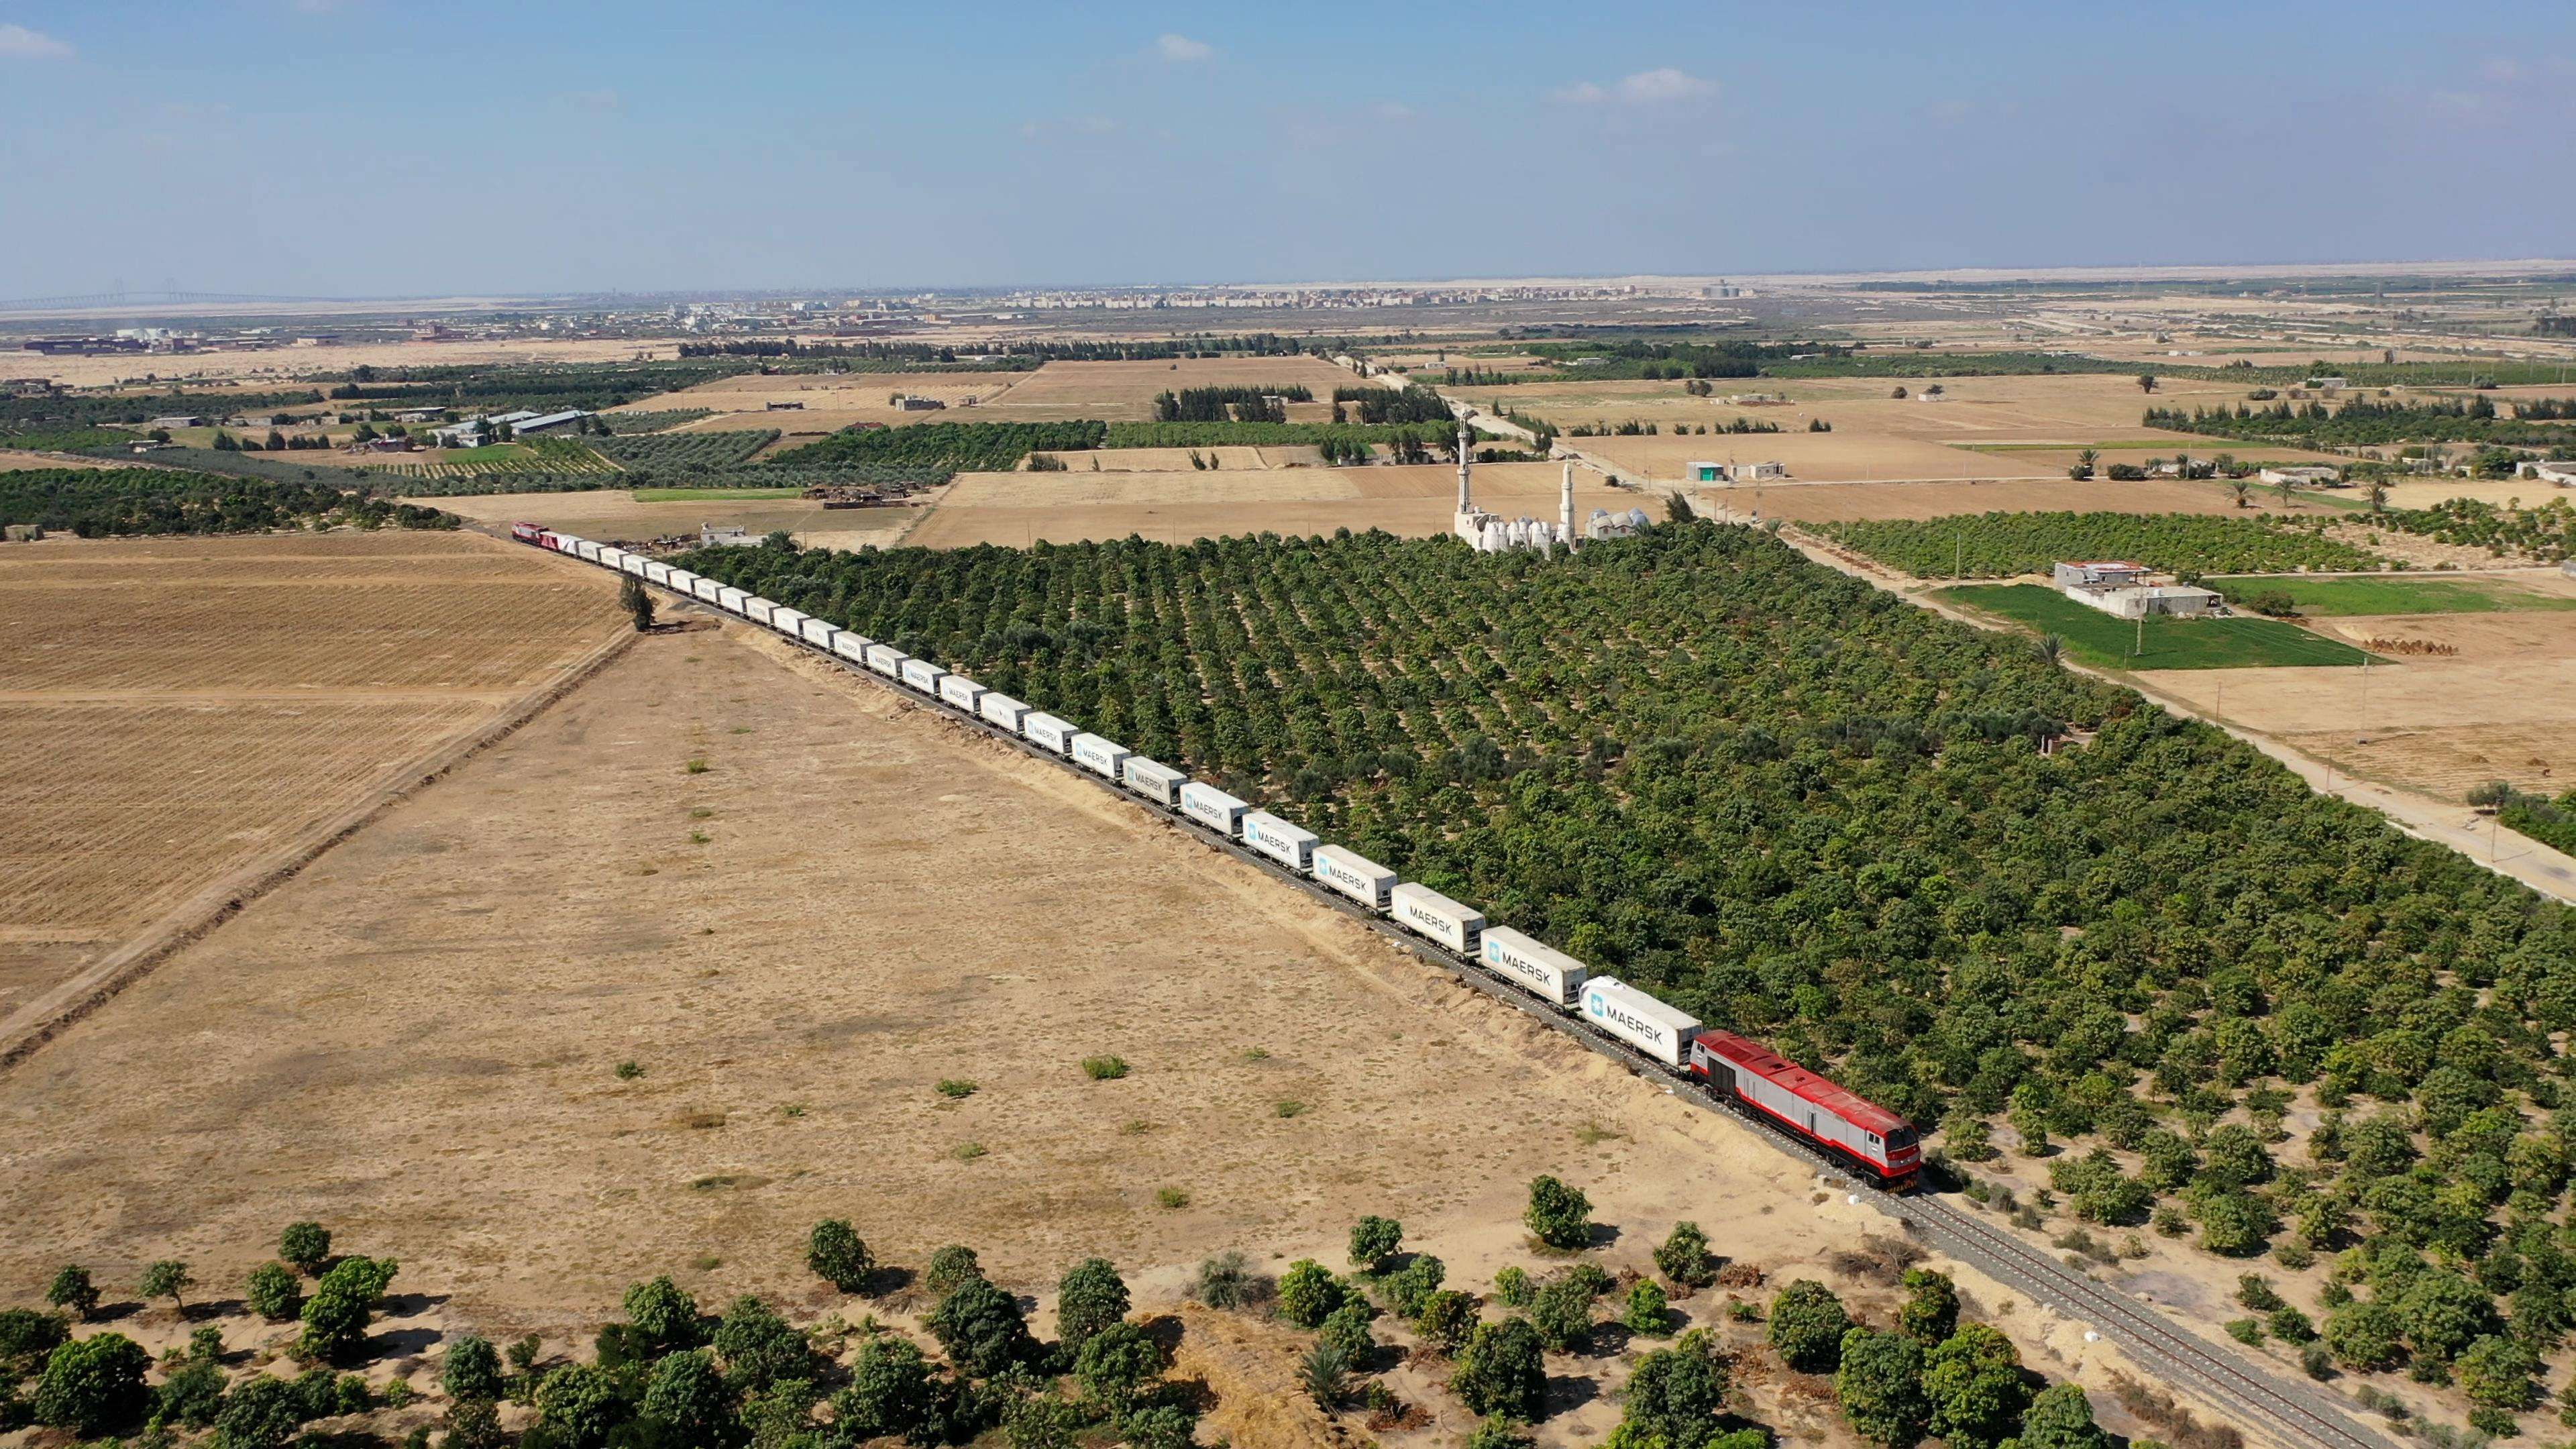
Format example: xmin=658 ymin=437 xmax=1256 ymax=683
xmin=4 ymin=1 xmax=2574 ymax=297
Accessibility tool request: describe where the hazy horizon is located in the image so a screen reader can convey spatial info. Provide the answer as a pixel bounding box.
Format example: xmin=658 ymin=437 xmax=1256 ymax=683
xmin=7 ymin=0 xmax=2576 ymax=299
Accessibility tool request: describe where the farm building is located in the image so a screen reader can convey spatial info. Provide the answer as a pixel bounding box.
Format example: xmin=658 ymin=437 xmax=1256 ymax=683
xmin=511 ymin=410 xmax=590 ymax=435
xmin=2052 ymin=561 xmax=2150 ymax=589
xmin=2055 ymin=559 xmax=2217 ymax=619
xmin=700 ymin=524 xmax=753 ymax=547
xmin=893 ymin=395 xmax=946 ymax=411
xmin=395 ymin=408 xmax=447 ymax=423
xmin=4 ymin=523 xmax=44 ymax=542
xmin=2524 ymin=460 xmax=2576 ymax=486
xmin=765 ymin=400 xmax=806 ymax=411
xmin=148 ymin=414 xmax=205 ymax=428
xmin=2259 ymin=465 xmax=2342 ymax=486
xmin=1686 ymin=460 xmax=1786 ymax=483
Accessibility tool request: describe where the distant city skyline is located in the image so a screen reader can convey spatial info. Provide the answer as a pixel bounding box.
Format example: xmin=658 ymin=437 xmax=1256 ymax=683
xmin=5 ymin=1 xmax=2575 ymax=297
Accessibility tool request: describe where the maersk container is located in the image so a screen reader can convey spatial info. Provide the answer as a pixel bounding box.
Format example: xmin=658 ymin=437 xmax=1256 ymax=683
xmin=1580 ymin=976 xmax=1701 ymax=1069
xmin=1479 ymin=926 xmax=1589 ymax=1008
xmin=1389 ymin=883 xmax=1483 ymax=954
xmin=833 ymin=632 xmax=871 ymax=663
xmin=1179 ymin=781 xmax=1248 ymax=837
xmin=663 ymin=568 xmax=697 ymax=592
xmin=1312 ymin=845 xmax=1397 ymax=911
xmin=641 ymin=561 xmax=672 ymax=586
xmin=714 ymin=586 xmax=749 ymax=614
xmin=799 ymin=616 xmax=836 ymax=648
xmin=900 ymin=658 xmax=946 ymax=694
xmin=596 ymin=547 xmax=628 ymax=571
xmin=938 ymin=674 xmax=987 ymax=712
xmin=769 ymin=606 xmax=810 ymax=638
xmin=1123 ymin=757 xmax=1187 ymax=808
xmin=1022 ymin=712 xmax=1075 ymax=755
xmin=1241 ymin=811 xmax=1319 ymax=872
xmin=863 ymin=643 xmax=905 ymax=677
xmin=619 ymin=555 xmax=648 ymax=578
xmin=692 ymin=578 xmax=721 ymax=604
xmin=1071 ymin=733 xmax=1130 ymax=780
xmin=575 ymin=540 xmax=604 ymax=563
xmin=742 ymin=598 xmax=775 ymax=626
xmin=979 ymin=692 xmax=1031 ymax=732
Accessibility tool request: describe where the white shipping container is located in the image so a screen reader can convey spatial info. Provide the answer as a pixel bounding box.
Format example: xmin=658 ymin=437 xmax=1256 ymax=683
xmin=1022 ymin=712 xmax=1075 ymax=754
xmin=1123 ymin=757 xmax=1187 ymax=808
xmin=979 ymin=692 xmax=1031 ymax=731
xmin=596 ymin=547 xmax=628 ymax=571
xmin=938 ymin=675 xmax=987 ymax=712
xmin=769 ymin=606 xmax=810 ymax=637
xmin=800 ymin=616 xmax=837 ymax=647
xmin=1389 ymin=883 xmax=1484 ymax=953
xmin=863 ymin=643 xmax=905 ymax=677
xmin=1179 ymin=781 xmax=1248 ymax=837
xmin=692 ymin=578 xmax=722 ymax=603
xmin=1071 ymin=733 xmax=1131 ymax=780
xmin=1479 ymin=926 xmax=1589 ymax=1008
xmin=715 ymin=586 xmax=749 ymax=614
xmin=1312 ymin=845 xmax=1397 ymax=910
xmin=900 ymin=658 xmax=946 ymax=693
xmin=833 ymin=632 xmax=871 ymax=663
xmin=742 ymin=598 xmax=775 ymax=626
xmin=619 ymin=555 xmax=648 ymax=577
xmin=1241 ymin=811 xmax=1319 ymax=872
xmin=641 ymin=561 xmax=672 ymax=586
xmin=576 ymin=541 xmax=604 ymax=563
xmin=1580 ymin=977 xmax=1701 ymax=1068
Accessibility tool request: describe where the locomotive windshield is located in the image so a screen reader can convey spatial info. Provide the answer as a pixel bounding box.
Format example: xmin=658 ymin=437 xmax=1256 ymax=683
xmin=1886 ymin=1127 xmax=1918 ymax=1150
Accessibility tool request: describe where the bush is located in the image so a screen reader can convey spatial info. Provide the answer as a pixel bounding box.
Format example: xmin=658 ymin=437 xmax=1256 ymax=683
xmin=1898 ymin=1268 xmax=1960 ymax=1343
xmin=834 ymin=1336 xmax=931 ymax=1440
xmin=246 ymin=1263 xmax=303 ymax=1322
xmin=1074 ymin=1321 xmax=1163 ymax=1410
xmin=1492 ymin=1267 xmax=1535 ymax=1307
xmin=154 ymin=1356 xmax=225 ymax=1430
xmin=0 ymin=1307 xmax=68 ymax=1368
xmin=297 ymin=1255 xmax=397 ymax=1364
xmin=2326 ymin=1301 xmax=2407 ymax=1371
xmin=442 ymin=1333 xmax=504 ymax=1402
xmin=806 ymin=1219 xmax=873 ymax=1292
xmin=46 ymin=1265 xmax=98 ymax=1320
xmin=1348 ymin=1215 xmax=1403 ymax=1274
xmin=1624 ymin=1281 xmax=1671 ymax=1336
xmin=1383 ymin=1253 xmax=1446 ymax=1318
xmin=1654 ymin=1221 xmax=1717 ymax=1288
xmin=1621 ymin=1342 xmax=1731 ymax=1447
xmin=641 ymin=1349 xmax=737 ymax=1446
xmin=1524 ymin=1175 xmax=1593 ymax=1250
xmin=34 ymin=1332 xmax=150 ymax=1436
xmin=1278 ymin=1260 xmax=1345 ymax=1329
xmin=1836 ymin=1327 xmax=1931 ymax=1448
xmin=621 ymin=1275 xmax=704 ymax=1356
xmin=1055 ymin=1258 xmax=1130 ymax=1352
xmin=2015 ymin=1382 xmax=2110 ymax=1448
xmin=1297 ymin=1338 xmax=1349 ymax=1407
xmin=924 ymin=1244 xmax=984 ymax=1296
xmin=1191 ymin=1251 xmax=1265 ymax=1310
xmin=712 ymin=1296 xmax=809 ymax=1391
xmin=213 ymin=1374 xmax=305 ymax=1449
xmin=1529 ymin=1277 xmax=1594 ymax=1352
xmin=1768 ymin=1279 xmax=1853 ymax=1373
xmin=1453 ymin=1318 xmax=1545 ymax=1421
xmin=1417 ymin=1290 xmax=1479 ymax=1356
xmin=1925 ymin=1324 xmax=2028 ymax=1448
xmin=927 ymin=1275 xmax=1032 ymax=1378
xmin=1081 ymin=1055 xmax=1129 ymax=1081
xmin=535 ymin=1362 xmax=626 ymax=1449
xmin=1319 ymin=1301 xmax=1375 ymax=1363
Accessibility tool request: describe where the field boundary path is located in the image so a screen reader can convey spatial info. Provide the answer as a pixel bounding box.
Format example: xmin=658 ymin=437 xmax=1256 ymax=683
xmin=600 ymin=555 xmax=2395 ymax=1449
xmin=0 ymin=621 xmax=638 ymax=1073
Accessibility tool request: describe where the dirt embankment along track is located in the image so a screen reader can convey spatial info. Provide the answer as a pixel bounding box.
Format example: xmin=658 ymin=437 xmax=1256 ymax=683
xmin=0 ymin=531 xmax=629 ymax=1063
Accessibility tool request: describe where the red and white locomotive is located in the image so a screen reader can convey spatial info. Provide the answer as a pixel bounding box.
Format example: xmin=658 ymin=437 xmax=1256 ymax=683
xmin=1689 ymin=1030 xmax=1920 ymax=1189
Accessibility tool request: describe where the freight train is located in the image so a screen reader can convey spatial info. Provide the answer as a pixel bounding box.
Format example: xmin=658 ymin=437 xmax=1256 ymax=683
xmin=515 ymin=523 xmax=1923 ymax=1190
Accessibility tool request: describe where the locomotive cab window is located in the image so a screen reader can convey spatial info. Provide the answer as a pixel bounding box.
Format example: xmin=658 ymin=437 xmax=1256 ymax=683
xmin=1886 ymin=1128 xmax=1918 ymax=1150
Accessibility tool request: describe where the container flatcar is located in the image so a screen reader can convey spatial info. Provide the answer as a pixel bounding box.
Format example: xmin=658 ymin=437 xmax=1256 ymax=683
xmin=1478 ymin=926 xmax=1588 ymax=1008
xmin=979 ymin=692 xmax=1032 ymax=733
xmin=1123 ymin=757 xmax=1188 ymax=809
xmin=863 ymin=643 xmax=905 ymax=678
xmin=938 ymin=674 xmax=987 ymax=712
xmin=1241 ymin=811 xmax=1318 ymax=871
xmin=1070 ymin=733 xmax=1130 ymax=781
xmin=1312 ymin=845 xmax=1396 ymax=911
xmin=1179 ymin=781 xmax=1248 ymax=837
xmin=832 ymin=632 xmax=871 ymax=663
xmin=799 ymin=616 xmax=837 ymax=648
xmin=1022 ymin=712 xmax=1075 ymax=755
xmin=1580 ymin=976 xmax=1699 ymax=1068
xmin=899 ymin=657 xmax=946 ymax=694
xmin=1389 ymin=883 xmax=1483 ymax=955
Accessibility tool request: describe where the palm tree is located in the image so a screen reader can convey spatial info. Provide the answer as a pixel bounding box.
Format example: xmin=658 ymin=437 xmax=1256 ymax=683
xmin=2368 ymin=480 xmax=2390 ymax=515
xmin=2229 ymin=479 xmax=2252 ymax=508
xmin=1299 ymin=1340 xmax=1349 ymax=1407
xmin=2032 ymin=634 xmax=2064 ymax=668
xmin=2075 ymin=447 xmax=2098 ymax=478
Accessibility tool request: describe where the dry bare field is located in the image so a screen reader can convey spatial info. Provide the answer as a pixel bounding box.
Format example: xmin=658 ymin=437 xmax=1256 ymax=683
xmin=906 ymin=461 xmax=1636 ymax=549
xmin=0 ymin=621 xmax=2180 ymax=1446
xmin=415 ymin=489 xmax=920 ymax=553
xmin=979 ymin=356 xmax=1358 ymax=421
xmin=0 ymin=532 xmax=623 ymax=1022
xmin=1693 ymin=475 xmax=2330 ymax=524
xmin=0 ymin=449 xmax=136 ymax=471
xmin=17 ymin=336 xmax=686 ymax=389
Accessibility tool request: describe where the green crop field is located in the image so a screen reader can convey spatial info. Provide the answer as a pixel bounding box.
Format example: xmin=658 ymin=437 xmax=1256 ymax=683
xmin=2205 ymin=575 xmax=2576 ymax=616
xmin=1937 ymin=584 xmax=2373 ymax=669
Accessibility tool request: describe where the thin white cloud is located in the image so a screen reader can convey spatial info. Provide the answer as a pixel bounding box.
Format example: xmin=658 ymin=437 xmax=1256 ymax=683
xmin=1155 ymin=33 xmax=1212 ymax=63
xmin=0 ymin=23 xmax=72 ymax=59
xmin=1554 ymin=66 xmax=1715 ymax=105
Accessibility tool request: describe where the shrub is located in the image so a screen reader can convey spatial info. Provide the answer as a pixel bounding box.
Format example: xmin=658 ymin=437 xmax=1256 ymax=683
xmin=46 ymin=1265 xmax=98 ymax=1320
xmin=1417 ymin=1289 xmax=1479 ymax=1356
xmin=1624 ymin=1281 xmax=1671 ymax=1336
xmin=1492 ymin=1266 xmax=1535 ymax=1307
xmin=246 ymin=1263 xmax=302 ymax=1322
xmin=1523 ymin=1175 xmax=1593 ymax=1250
xmin=1898 ymin=1267 xmax=1960 ymax=1344
xmin=621 ymin=1275 xmax=704 ymax=1357
xmin=924 ymin=1244 xmax=983 ymax=1296
xmin=2269 ymin=1306 xmax=2317 ymax=1344
xmin=154 ymin=1355 xmax=225 ymax=1430
xmin=834 ymin=1336 xmax=931 ymax=1440
xmin=641 ymin=1348 xmax=737 ymax=1446
xmin=213 ymin=1373 xmax=304 ymax=1449
xmin=1925 ymin=1324 xmax=2028 ymax=1449
xmin=1297 ymin=1339 xmax=1349 ymax=1407
xmin=806 ymin=1219 xmax=873 ymax=1292
xmin=280 ymin=1222 xmax=332 ymax=1275
xmin=1278 ymin=1260 xmax=1345 ymax=1329
xmin=1654 ymin=1221 xmax=1717 ymax=1287
xmin=1055 ymin=1258 xmax=1130 ymax=1352
xmin=1074 ymin=1320 xmax=1163 ymax=1410
xmin=1836 ymin=1327 xmax=1931 ymax=1448
xmin=1080 ymin=1055 xmax=1130 ymax=1081
xmin=1320 ymin=1301 xmax=1376 ymax=1363
xmin=1621 ymin=1340 xmax=1733 ymax=1446
xmin=1529 ymin=1277 xmax=1594 ymax=1352
xmin=934 ymin=1077 xmax=977 ymax=1099
xmin=297 ymin=1255 xmax=397 ymax=1364
xmin=535 ymin=1362 xmax=626 ymax=1449
xmin=2225 ymin=1318 xmax=2264 ymax=1345
xmin=2325 ymin=1301 xmax=2407 ymax=1371
xmin=34 ymin=1332 xmax=150 ymax=1436
xmin=1383 ymin=1253 xmax=1446 ymax=1318
xmin=2015 ymin=1382 xmax=2110 ymax=1448
xmin=1191 ymin=1251 xmax=1265 ymax=1310
xmin=712 ymin=1296 xmax=809 ymax=1391
xmin=926 ymin=1275 xmax=1032 ymax=1378
xmin=1453 ymin=1318 xmax=1545 ymax=1421
xmin=442 ymin=1333 xmax=504 ymax=1402
xmin=0 ymin=1307 xmax=69 ymax=1368
xmin=1768 ymin=1279 xmax=1852 ymax=1373
xmin=1348 ymin=1215 xmax=1403 ymax=1275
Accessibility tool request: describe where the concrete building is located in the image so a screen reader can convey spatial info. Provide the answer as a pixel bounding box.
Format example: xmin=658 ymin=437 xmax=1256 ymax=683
xmin=700 ymin=524 xmax=753 ymax=547
xmin=510 ymin=410 xmax=588 ymax=435
xmin=2259 ymin=465 xmax=2342 ymax=486
xmin=1685 ymin=460 xmax=1786 ymax=483
xmin=2053 ymin=560 xmax=2152 ymax=590
xmin=2055 ymin=559 xmax=2217 ymax=618
xmin=2524 ymin=460 xmax=2576 ymax=486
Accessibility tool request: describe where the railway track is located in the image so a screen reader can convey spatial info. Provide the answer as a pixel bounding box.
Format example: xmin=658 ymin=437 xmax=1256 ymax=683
xmin=612 ymin=567 xmax=2393 ymax=1449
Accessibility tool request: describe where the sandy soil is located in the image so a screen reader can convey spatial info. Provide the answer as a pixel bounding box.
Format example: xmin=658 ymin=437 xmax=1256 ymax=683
xmin=1684 ymin=474 xmax=2318 ymax=524
xmin=906 ymin=462 xmax=1636 ymax=549
xmin=0 ymin=448 xmax=136 ymax=471
xmin=413 ymin=490 xmax=920 ymax=553
xmin=17 ymin=337 xmax=686 ymax=389
xmin=981 ymin=357 xmax=1357 ymax=422
xmin=2375 ymin=478 xmax=2576 ymax=511
xmin=0 ymin=532 xmax=623 ymax=1020
xmin=1031 ymin=445 xmax=1283 ymax=472
xmin=0 ymin=614 xmax=2183 ymax=1446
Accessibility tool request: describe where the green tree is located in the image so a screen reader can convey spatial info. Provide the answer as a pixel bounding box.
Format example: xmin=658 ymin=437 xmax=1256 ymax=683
xmin=46 ymin=1265 xmax=99 ymax=1320
xmin=924 ymin=1244 xmax=983 ymax=1296
xmin=535 ymin=1362 xmax=627 ymax=1449
xmin=1836 ymin=1327 xmax=1931 ymax=1448
xmin=1384 ymin=1253 xmax=1446 ymax=1318
xmin=33 ymin=1332 xmax=149 ymax=1436
xmin=1278 ymin=1260 xmax=1345 ymax=1329
xmin=441 ymin=1333 xmax=504 ymax=1403
xmin=1654 ymin=1221 xmax=1717 ymax=1288
xmin=245 ymin=1263 xmax=302 ymax=1323
xmin=1923 ymin=1324 xmax=2027 ymax=1449
xmin=2458 ymin=1334 xmax=2541 ymax=1413
xmin=1897 ymin=1269 xmax=1959 ymax=1344
xmin=1625 ymin=1281 xmax=1671 ymax=1336
xmin=805 ymin=1220 xmax=872 ymax=1292
xmin=1348 ymin=1216 xmax=1403 ymax=1274
xmin=1621 ymin=1342 xmax=1731 ymax=1445
xmin=833 ymin=1335 xmax=931 ymax=1440
xmin=2015 ymin=1383 xmax=2110 ymax=1449
xmin=213 ymin=1373 xmax=303 ymax=1449
xmin=1298 ymin=1338 xmax=1349 ymax=1407
xmin=2324 ymin=1301 xmax=2406 ymax=1372
xmin=1768 ymin=1279 xmax=1853 ymax=1373
xmin=1054 ymin=1258 xmax=1130 ymax=1352
xmin=1524 ymin=1175 xmax=1593 ymax=1250
xmin=2137 ymin=374 xmax=2158 ymax=393
xmin=643 ymin=1348 xmax=740 ymax=1448
xmin=1453 ymin=1318 xmax=1545 ymax=1421
xmin=927 ymin=1275 xmax=1032 ymax=1378
xmin=280 ymin=1222 xmax=333 ymax=1276
xmin=154 ymin=1355 xmax=225 ymax=1430
xmin=1320 ymin=1300 xmax=1376 ymax=1364
xmin=1530 ymin=1277 xmax=1595 ymax=1351
xmin=712 ymin=1296 xmax=809 ymax=1392
xmin=298 ymin=1254 xmax=398 ymax=1364
xmin=443 ymin=1397 xmax=506 ymax=1449
xmin=0 ymin=1306 xmax=68 ymax=1366
xmin=1417 ymin=1289 xmax=1479 ymax=1356
xmin=623 ymin=1275 xmax=705 ymax=1356
xmin=2400 ymin=1269 xmax=2503 ymax=1364
xmin=140 ymin=1260 xmax=194 ymax=1314
xmin=621 ymin=576 xmax=656 ymax=632
xmin=1073 ymin=1320 xmax=1162 ymax=1411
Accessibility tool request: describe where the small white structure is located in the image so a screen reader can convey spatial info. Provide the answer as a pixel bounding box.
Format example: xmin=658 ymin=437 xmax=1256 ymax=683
xmin=1455 ymin=431 xmax=1594 ymax=554
xmin=2056 ymin=559 xmax=2217 ymax=618
xmin=2526 ymin=460 xmax=2576 ymax=486
xmin=700 ymin=524 xmax=753 ymax=547
xmin=2259 ymin=466 xmax=2342 ymax=486
xmin=1585 ymin=507 xmax=1650 ymax=542
xmin=2053 ymin=560 xmax=2151 ymax=590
